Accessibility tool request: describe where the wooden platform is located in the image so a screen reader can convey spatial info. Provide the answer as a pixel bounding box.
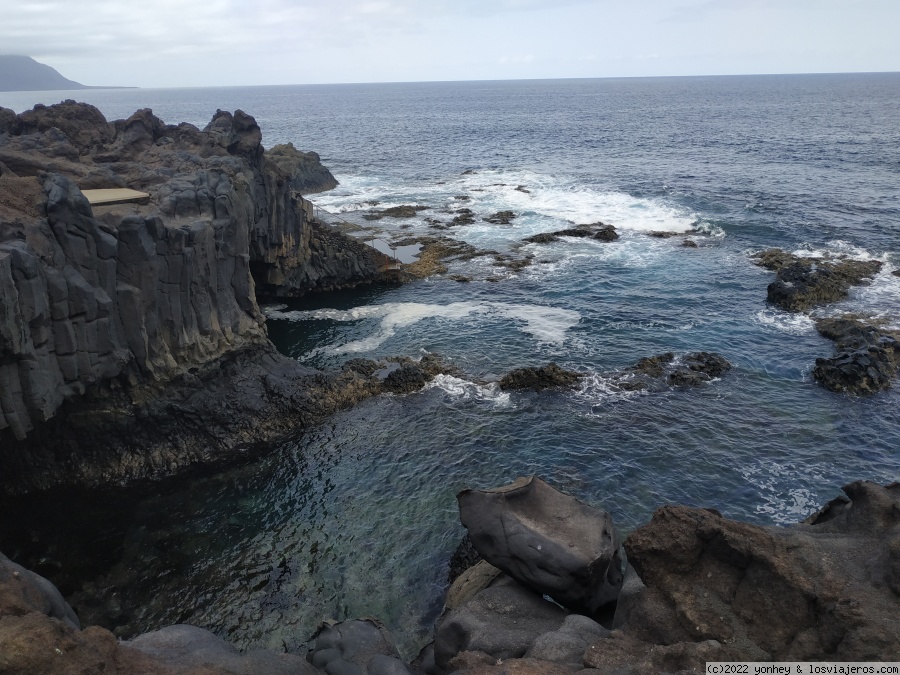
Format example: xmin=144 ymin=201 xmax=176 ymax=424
xmin=82 ymin=188 xmax=150 ymax=206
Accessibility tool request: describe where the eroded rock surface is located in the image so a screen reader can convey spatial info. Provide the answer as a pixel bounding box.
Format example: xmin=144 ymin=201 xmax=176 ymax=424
xmin=265 ymin=142 xmax=338 ymax=195
xmin=753 ymin=248 xmax=883 ymax=312
xmin=611 ymin=480 xmax=900 ymax=666
xmin=498 ymin=363 xmax=582 ymax=391
xmin=612 ymin=351 xmax=732 ymax=391
xmin=458 ymin=477 xmax=625 ymax=615
xmin=523 ymin=222 xmax=618 ymax=244
xmin=0 ymin=101 xmax=391 ymax=492
xmin=309 ymin=619 xmax=414 ymax=675
xmin=812 ymin=318 xmax=900 ymax=395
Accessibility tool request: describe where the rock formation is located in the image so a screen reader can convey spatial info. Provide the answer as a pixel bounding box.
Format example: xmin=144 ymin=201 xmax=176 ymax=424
xmin=523 ymin=223 xmax=618 ymax=244
xmin=753 ymin=248 xmax=883 ymax=312
xmin=610 ymin=351 xmax=732 ymax=391
xmin=498 ymin=363 xmax=582 ymax=391
xmin=265 ymin=142 xmax=338 ymax=195
xmin=812 ymin=318 xmax=900 ymax=394
xmin=439 ymin=479 xmax=900 ymax=674
xmin=0 ymin=101 xmax=394 ymax=493
xmin=457 ymin=477 xmax=625 ymax=615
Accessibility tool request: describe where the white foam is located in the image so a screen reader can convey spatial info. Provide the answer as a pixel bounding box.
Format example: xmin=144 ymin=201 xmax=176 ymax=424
xmin=791 ymin=239 xmax=883 ymax=262
xmin=572 ymin=372 xmax=645 ymax=410
xmin=754 ymin=309 xmax=817 ymax=336
xmin=423 ymin=374 xmax=511 ymax=406
xmin=311 ymin=169 xmax=701 ymax=239
xmin=267 ymin=301 xmax=580 ymax=353
xmin=741 ymin=460 xmax=830 ymax=525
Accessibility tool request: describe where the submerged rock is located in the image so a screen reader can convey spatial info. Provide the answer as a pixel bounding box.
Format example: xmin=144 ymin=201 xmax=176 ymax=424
xmin=613 ymin=351 xmax=732 ymax=391
xmin=610 ymin=480 xmax=900 ymax=664
xmin=364 ymin=205 xmax=429 ymax=220
xmin=812 ymin=318 xmax=900 ymax=394
xmin=752 ymin=248 xmax=883 ymax=311
xmin=484 ymin=210 xmax=516 ymax=225
xmin=498 ymin=363 xmax=582 ymax=391
xmin=458 ymin=476 xmax=625 ymax=615
xmin=523 ymin=222 xmax=618 ymax=244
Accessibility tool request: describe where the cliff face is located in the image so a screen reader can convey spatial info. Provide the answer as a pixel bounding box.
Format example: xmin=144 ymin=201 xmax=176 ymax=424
xmin=0 ymin=101 xmax=389 ymax=493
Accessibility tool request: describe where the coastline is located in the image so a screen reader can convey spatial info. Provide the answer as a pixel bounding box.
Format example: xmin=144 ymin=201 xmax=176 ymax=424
xmin=1 ymin=94 xmax=898 ymax=674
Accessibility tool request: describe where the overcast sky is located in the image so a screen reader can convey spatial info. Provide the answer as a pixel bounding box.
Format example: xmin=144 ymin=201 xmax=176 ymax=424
xmin=2 ymin=0 xmax=898 ymax=87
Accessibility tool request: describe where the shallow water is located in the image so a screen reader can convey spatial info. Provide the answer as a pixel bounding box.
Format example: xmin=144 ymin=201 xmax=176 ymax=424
xmin=1 ymin=74 xmax=898 ymax=658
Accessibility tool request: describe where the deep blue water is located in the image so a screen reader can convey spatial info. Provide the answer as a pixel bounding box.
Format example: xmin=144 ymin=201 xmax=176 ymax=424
xmin=2 ymin=75 xmax=899 ymax=656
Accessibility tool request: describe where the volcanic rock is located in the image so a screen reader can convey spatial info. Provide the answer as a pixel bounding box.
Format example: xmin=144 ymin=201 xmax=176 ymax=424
xmin=433 ymin=575 xmax=570 ymax=672
xmin=523 ymin=222 xmax=618 ymax=244
xmin=484 ymin=211 xmax=516 ymax=225
xmin=0 ymin=102 xmax=391 ymax=492
xmin=126 ymin=624 xmax=319 ymax=674
xmin=309 ymin=619 xmax=414 ymax=675
xmin=266 ymin=142 xmax=339 ymax=194
xmin=365 ymin=205 xmax=429 ymax=220
xmin=451 ymin=208 xmax=476 ymax=226
xmin=606 ymin=480 xmax=900 ymax=664
xmin=457 ymin=477 xmax=625 ymax=615
xmin=812 ymin=318 xmax=900 ymax=394
xmin=752 ymin=248 xmax=883 ymax=311
xmin=498 ymin=363 xmax=582 ymax=391
xmin=612 ymin=352 xmax=732 ymax=391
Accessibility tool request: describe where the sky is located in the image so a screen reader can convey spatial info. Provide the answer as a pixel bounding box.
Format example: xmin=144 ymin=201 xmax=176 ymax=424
xmin=1 ymin=0 xmax=898 ymax=87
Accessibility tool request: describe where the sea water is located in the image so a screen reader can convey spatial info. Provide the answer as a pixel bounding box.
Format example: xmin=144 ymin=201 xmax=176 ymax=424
xmin=1 ymin=75 xmax=898 ymax=656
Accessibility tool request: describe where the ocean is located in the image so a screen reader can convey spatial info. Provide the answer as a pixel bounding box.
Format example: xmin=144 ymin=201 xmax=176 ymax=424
xmin=1 ymin=74 xmax=899 ymax=656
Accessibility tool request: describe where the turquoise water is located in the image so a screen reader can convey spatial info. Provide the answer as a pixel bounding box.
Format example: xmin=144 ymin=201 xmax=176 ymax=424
xmin=0 ymin=75 xmax=898 ymax=657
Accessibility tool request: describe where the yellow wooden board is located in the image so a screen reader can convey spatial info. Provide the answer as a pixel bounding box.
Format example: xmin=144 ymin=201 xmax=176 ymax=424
xmin=82 ymin=188 xmax=150 ymax=206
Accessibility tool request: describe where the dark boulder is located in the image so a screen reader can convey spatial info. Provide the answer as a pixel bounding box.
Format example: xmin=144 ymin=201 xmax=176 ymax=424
xmin=365 ymin=205 xmax=428 ymax=220
xmin=433 ymin=575 xmax=569 ymax=671
xmin=126 ymin=624 xmax=319 ymax=674
xmin=457 ymin=476 xmax=625 ymax=615
xmin=524 ymin=222 xmax=618 ymax=244
xmin=266 ymin=143 xmax=339 ymax=195
xmin=752 ymin=249 xmax=883 ymax=312
xmin=812 ymin=318 xmax=900 ymax=394
xmin=451 ymin=208 xmax=476 ymax=226
xmin=383 ymin=363 xmax=429 ymax=394
xmin=448 ymin=534 xmax=483 ymax=585
xmin=309 ymin=619 xmax=414 ymax=675
xmin=498 ymin=363 xmax=582 ymax=391
xmin=484 ymin=211 xmax=516 ymax=225
xmin=613 ymin=352 xmax=731 ymax=391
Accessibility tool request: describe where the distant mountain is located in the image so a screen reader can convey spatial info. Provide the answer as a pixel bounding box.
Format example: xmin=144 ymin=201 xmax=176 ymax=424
xmin=0 ymin=55 xmax=87 ymax=92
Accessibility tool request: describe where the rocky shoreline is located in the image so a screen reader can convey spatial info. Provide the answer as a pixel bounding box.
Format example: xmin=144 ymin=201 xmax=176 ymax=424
xmin=2 ymin=477 xmax=898 ymax=673
xmin=1 ymin=102 xmax=898 ymax=673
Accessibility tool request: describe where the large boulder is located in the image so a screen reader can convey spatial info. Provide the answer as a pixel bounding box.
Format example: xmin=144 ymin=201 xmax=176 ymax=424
xmin=612 ymin=351 xmax=732 ymax=392
xmin=433 ymin=575 xmax=569 ymax=672
xmin=498 ymin=363 xmax=582 ymax=391
xmin=523 ymin=222 xmax=618 ymax=244
xmin=812 ymin=318 xmax=900 ymax=394
xmin=126 ymin=624 xmax=318 ymax=674
xmin=457 ymin=477 xmax=625 ymax=615
xmin=0 ymin=551 xmax=80 ymax=630
xmin=752 ymin=249 xmax=883 ymax=312
xmin=266 ymin=143 xmax=338 ymax=195
xmin=606 ymin=480 xmax=900 ymax=663
xmin=308 ymin=619 xmax=414 ymax=674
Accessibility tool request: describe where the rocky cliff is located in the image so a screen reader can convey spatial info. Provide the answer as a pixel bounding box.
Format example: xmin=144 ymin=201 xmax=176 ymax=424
xmin=0 ymin=101 xmax=391 ymax=494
